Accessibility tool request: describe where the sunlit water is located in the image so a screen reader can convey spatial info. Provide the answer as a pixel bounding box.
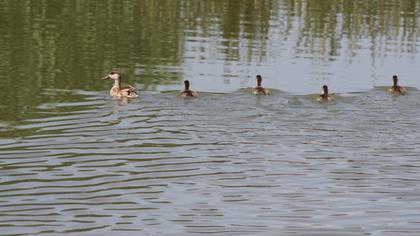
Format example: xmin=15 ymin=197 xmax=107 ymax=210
xmin=1 ymin=1 xmax=420 ymax=235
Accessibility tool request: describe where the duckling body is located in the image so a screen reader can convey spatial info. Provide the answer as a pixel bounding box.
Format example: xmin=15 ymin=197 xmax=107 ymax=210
xmin=317 ymin=94 xmax=333 ymax=102
xmin=102 ymin=71 xmax=138 ymax=98
xmin=388 ymin=86 xmax=406 ymax=95
xmin=181 ymin=89 xmax=197 ymax=97
xmin=252 ymin=86 xmax=269 ymax=95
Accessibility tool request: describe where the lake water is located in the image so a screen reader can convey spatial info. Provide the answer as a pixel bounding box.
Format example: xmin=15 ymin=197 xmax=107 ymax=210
xmin=1 ymin=1 xmax=420 ymax=235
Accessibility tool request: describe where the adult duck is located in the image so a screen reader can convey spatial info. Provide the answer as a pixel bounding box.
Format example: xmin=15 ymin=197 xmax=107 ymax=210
xmin=102 ymin=70 xmax=138 ymax=98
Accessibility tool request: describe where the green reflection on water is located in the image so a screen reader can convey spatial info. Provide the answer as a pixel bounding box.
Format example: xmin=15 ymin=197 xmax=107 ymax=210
xmin=0 ymin=0 xmax=419 ymax=125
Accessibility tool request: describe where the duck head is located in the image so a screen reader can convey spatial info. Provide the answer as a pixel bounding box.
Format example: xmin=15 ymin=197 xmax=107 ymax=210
xmin=102 ymin=71 xmax=121 ymax=81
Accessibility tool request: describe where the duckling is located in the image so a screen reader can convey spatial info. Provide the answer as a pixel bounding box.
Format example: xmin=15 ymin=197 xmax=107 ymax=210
xmin=180 ymin=80 xmax=198 ymax=97
xmin=317 ymin=85 xmax=333 ymax=102
xmin=252 ymin=75 xmax=270 ymax=95
xmin=388 ymin=75 xmax=406 ymax=95
xmin=102 ymin=70 xmax=138 ymax=98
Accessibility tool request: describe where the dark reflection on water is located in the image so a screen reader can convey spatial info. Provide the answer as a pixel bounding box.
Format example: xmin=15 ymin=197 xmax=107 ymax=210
xmin=1 ymin=0 xmax=420 ymax=235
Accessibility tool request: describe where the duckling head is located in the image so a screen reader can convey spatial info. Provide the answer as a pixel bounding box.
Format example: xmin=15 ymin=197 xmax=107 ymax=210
xmin=322 ymin=85 xmax=329 ymax=95
xmin=393 ymin=75 xmax=398 ymax=86
xmin=256 ymin=75 xmax=262 ymax=87
xmin=184 ymin=80 xmax=190 ymax=90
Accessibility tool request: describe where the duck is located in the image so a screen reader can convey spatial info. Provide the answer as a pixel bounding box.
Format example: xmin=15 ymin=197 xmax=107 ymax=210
xmin=388 ymin=75 xmax=406 ymax=95
xmin=101 ymin=70 xmax=138 ymax=98
xmin=252 ymin=75 xmax=270 ymax=95
xmin=180 ymin=80 xmax=198 ymax=97
xmin=317 ymin=85 xmax=333 ymax=102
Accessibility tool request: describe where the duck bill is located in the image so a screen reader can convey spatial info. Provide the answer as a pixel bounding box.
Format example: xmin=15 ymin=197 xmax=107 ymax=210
xmin=101 ymin=75 xmax=110 ymax=80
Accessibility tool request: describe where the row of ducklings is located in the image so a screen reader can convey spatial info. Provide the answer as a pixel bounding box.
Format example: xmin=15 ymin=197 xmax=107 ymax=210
xmin=101 ymin=71 xmax=406 ymax=102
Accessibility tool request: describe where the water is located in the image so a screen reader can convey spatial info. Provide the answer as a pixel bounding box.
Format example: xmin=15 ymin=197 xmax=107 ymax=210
xmin=1 ymin=1 xmax=420 ymax=235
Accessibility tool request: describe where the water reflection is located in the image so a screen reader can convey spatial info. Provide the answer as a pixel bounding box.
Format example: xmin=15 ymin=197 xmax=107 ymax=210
xmin=285 ymin=0 xmax=420 ymax=56
xmin=1 ymin=0 xmax=420 ymax=122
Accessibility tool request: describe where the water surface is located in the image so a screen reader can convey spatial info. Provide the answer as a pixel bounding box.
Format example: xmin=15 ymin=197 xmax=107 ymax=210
xmin=1 ymin=1 xmax=420 ymax=235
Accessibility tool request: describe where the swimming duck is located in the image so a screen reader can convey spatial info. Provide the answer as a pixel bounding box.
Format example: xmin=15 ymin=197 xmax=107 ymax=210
xmin=180 ymin=80 xmax=198 ymax=97
xmin=317 ymin=85 xmax=333 ymax=102
xmin=102 ymin=70 xmax=138 ymax=98
xmin=388 ymin=75 xmax=406 ymax=95
xmin=252 ymin=75 xmax=270 ymax=95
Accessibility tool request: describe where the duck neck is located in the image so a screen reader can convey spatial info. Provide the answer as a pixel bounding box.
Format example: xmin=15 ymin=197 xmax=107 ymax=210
xmin=113 ymin=79 xmax=121 ymax=89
